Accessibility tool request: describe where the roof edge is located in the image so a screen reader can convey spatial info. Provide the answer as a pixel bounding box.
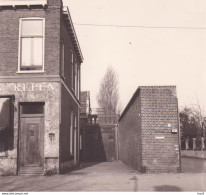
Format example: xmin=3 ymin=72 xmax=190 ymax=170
xmin=119 ymin=87 xmax=140 ymax=122
xmin=119 ymin=85 xmax=177 ymax=122
xmin=63 ymin=6 xmax=84 ymax=63
xmin=0 ymin=0 xmax=47 ymax=6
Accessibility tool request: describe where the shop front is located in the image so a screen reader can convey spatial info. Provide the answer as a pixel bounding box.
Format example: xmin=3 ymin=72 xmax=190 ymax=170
xmin=0 ymin=81 xmax=61 ymax=175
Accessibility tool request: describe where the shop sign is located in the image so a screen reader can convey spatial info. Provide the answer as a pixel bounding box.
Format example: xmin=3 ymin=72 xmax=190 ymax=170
xmin=14 ymin=83 xmax=55 ymax=92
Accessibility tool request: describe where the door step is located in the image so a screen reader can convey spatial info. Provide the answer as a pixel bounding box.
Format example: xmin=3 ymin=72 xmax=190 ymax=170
xmin=19 ymin=166 xmax=44 ymax=175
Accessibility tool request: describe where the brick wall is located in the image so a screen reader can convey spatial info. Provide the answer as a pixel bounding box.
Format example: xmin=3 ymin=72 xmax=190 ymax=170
xmin=59 ymin=83 xmax=79 ymax=173
xmin=140 ymin=86 xmax=180 ymax=173
xmin=119 ymin=86 xmax=180 ymax=173
xmin=0 ymin=0 xmax=61 ymax=76
xmin=82 ymin=124 xmax=106 ymax=162
xmin=119 ymin=90 xmax=142 ymax=171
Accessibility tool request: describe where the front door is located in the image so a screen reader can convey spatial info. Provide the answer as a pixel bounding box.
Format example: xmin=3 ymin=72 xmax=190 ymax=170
xmin=20 ymin=117 xmax=44 ymax=167
xmin=19 ymin=103 xmax=44 ymax=173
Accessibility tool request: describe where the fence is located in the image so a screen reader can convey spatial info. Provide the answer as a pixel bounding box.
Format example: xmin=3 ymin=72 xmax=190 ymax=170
xmin=181 ymin=137 xmax=206 ymax=150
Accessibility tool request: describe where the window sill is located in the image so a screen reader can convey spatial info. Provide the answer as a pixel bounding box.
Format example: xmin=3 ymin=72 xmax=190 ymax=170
xmin=16 ymin=71 xmax=45 ymax=74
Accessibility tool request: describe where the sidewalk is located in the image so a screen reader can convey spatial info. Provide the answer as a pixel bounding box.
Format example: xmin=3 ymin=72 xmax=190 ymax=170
xmin=0 ymin=161 xmax=206 ymax=192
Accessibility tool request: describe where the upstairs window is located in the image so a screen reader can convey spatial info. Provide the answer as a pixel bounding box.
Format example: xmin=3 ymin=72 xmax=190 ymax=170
xmin=18 ymin=18 xmax=45 ymax=72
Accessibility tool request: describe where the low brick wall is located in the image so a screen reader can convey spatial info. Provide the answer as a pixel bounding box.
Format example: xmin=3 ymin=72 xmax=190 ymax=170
xmin=181 ymin=150 xmax=206 ymax=159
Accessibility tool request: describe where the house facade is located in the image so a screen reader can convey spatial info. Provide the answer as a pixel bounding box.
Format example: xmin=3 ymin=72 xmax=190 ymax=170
xmin=118 ymin=86 xmax=181 ymax=173
xmin=0 ymin=0 xmax=83 ymax=175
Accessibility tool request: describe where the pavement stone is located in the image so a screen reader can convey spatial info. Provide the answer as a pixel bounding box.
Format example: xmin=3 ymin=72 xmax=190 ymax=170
xmin=0 ymin=161 xmax=206 ymax=192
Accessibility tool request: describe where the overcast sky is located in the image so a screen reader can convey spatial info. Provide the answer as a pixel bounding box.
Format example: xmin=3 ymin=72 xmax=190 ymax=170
xmin=63 ymin=0 xmax=206 ymax=113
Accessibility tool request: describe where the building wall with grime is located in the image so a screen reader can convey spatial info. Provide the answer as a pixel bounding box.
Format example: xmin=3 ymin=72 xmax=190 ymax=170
xmin=0 ymin=82 xmax=61 ymax=175
xmin=0 ymin=0 xmax=83 ymax=175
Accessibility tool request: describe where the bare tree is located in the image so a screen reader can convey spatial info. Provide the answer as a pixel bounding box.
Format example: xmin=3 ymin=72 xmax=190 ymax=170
xmin=191 ymin=98 xmax=206 ymax=137
xmin=97 ymin=66 xmax=119 ymax=114
xmin=180 ymin=102 xmax=206 ymax=139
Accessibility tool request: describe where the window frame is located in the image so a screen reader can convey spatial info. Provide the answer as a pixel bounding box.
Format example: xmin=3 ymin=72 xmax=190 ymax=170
xmin=17 ymin=17 xmax=45 ymax=73
xmin=71 ymin=49 xmax=74 ymax=91
xmin=70 ymin=111 xmax=74 ymax=157
xmin=77 ymin=65 xmax=80 ymax=99
xmin=61 ymin=39 xmax=65 ymax=78
xmin=74 ymin=60 xmax=77 ymax=96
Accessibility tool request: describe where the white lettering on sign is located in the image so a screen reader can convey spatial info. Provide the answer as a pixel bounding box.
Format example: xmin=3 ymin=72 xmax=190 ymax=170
xmin=14 ymin=83 xmax=55 ymax=92
xmin=171 ymin=129 xmax=178 ymax=133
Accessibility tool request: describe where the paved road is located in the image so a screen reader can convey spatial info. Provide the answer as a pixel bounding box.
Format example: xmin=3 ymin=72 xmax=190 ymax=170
xmin=0 ymin=159 xmax=206 ymax=192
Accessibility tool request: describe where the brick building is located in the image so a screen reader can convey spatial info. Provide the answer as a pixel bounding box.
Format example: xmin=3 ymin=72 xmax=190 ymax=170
xmin=118 ymin=86 xmax=180 ymax=173
xmin=0 ymin=0 xmax=83 ymax=175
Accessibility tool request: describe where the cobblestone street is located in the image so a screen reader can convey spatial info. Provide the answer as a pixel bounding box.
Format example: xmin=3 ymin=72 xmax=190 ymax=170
xmin=0 ymin=159 xmax=206 ymax=192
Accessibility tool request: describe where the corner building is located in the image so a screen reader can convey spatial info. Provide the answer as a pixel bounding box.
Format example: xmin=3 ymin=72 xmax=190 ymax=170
xmin=0 ymin=0 xmax=83 ymax=175
xmin=118 ymin=86 xmax=180 ymax=173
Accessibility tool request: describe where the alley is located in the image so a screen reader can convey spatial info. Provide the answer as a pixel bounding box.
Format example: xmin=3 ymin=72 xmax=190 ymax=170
xmin=1 ymin=160 xmax=206 ymax=192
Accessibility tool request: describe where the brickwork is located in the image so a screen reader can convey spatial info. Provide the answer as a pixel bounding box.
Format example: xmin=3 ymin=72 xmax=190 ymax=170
xmin=0 ymin=1 xmax=61 ymax=76
xmin=118 ymin=90 xmax=142 ymax=171
xmin=119 ymin=86 xmax=180 ymax=173
xmin=0 ymin=0 xmax=83 ymax=175
xmin=60 ymin=83 xmax=79 ymax=173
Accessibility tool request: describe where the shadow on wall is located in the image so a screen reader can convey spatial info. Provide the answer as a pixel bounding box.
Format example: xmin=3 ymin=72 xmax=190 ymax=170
xmin=83 ymin=124 xmax=107 ymax=162
xmin=0 ymin=98 xmax=14 ymax=153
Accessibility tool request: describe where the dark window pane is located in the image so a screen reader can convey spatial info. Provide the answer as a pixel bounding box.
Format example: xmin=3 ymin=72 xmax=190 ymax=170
xmin=0 ymin=98 xmax=10 ymax=131
xmin=0 ymin=96 xmax=13 ymax=153
xmin=22 ymin=103 xmax=44 ymax=114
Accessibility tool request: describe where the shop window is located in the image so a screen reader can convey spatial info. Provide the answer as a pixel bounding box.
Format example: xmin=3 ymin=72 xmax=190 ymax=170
xmin=0 ymin=96 xmax=14 ymax=155
xmin=18 ymin=18 xmax=45 ymax=72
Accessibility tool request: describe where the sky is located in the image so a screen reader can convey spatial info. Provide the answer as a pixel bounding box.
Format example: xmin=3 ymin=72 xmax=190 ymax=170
xmin=63 ymin=0 xmax=206 ymax=114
